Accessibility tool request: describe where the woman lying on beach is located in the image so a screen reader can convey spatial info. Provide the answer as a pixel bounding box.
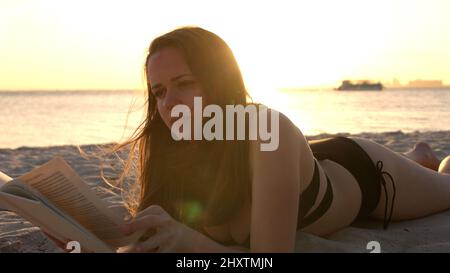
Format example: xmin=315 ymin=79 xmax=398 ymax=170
xmin=55 ymin=26 xmax=450 ymax=253
xmin=106 ymin=26 xmax=450 ymax=253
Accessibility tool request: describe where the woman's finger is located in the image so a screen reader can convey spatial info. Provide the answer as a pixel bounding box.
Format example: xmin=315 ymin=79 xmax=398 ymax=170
xmin=135 ymin=232 xmax=170 ymax=252
xmin=158 ymin=240 xmax=176 ymax=253
xmin=131 ymin=205 xmax=166 ymax=219
xmin=117 ymin=244 xmax=140 ymax=253
xmin=122 ymin=214 xmax=169 ymax=235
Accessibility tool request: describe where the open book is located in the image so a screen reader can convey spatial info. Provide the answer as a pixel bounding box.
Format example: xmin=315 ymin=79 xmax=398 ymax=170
xmin=0 ymin=156 xmax=143 ymax=252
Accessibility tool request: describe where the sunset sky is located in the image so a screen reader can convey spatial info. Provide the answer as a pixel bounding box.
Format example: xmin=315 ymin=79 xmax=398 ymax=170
xmin=1 ymin=0 xmax=449 ymax=91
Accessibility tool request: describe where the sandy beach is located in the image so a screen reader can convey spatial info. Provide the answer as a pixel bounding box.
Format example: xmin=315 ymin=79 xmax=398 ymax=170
xmin=0 ymin=130 xmax=449 ymax=253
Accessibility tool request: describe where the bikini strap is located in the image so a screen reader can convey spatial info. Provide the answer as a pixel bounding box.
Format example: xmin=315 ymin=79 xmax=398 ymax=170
xmin=298 ymin=159 xmax=334 ymax=229
xmin=375 ymin=160 xmax=397 ymax=229
xmin=298 ymin=159 xmax=321 ymax=223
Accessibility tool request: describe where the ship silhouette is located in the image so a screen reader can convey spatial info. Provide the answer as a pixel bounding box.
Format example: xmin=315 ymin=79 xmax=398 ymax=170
xmin=336 ymin=80 xmax=384 ymax=91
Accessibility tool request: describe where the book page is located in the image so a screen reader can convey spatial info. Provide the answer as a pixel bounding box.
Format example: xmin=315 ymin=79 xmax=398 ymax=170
xmin=0 ymin=171 xmax=12 ymax=188
xmin=0 ymin=172 xmax=15 ymax=210
xmin=2 ymin=180 xmax=97 ymax=234
xmin=0 ymin=191 xmax=114 ymax=252
xmin=15 ymin=156 xmax=141 ymax=247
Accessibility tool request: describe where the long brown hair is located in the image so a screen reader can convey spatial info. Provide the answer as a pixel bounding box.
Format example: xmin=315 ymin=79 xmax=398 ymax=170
xmin=110 ymin=26 xmax=253 ymax=231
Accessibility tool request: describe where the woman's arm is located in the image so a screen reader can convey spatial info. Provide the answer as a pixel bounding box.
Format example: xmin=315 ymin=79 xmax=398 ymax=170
xmin=248 ymin=109 xmax=303 ymax=252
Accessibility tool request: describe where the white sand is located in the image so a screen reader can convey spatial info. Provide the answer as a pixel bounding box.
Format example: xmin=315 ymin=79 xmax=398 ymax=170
xmin=0 ymin=130 xmax=449 ymax=253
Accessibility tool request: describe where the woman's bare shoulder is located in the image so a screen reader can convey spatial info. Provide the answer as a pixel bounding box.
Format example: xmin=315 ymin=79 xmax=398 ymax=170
xmin=248 ymin=106 xmax=302 ymax=153
xmin=248 ymin=107 xmax=302 ymax=176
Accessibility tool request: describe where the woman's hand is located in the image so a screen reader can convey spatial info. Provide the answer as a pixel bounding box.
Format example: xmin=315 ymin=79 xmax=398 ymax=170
xmin=117 ymin=205 xmax=199 ymax=253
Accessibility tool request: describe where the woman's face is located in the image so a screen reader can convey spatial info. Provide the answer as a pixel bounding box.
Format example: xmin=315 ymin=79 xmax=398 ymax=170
xmin=147 ymin=47 xmax=205 ymax=130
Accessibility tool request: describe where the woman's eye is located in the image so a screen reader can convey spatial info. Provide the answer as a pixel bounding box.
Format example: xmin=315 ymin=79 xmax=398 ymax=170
xmin=178 ymin=80 xmax=195 ymax=87
xmin=153 ymin=89 xmax=164 ymax=98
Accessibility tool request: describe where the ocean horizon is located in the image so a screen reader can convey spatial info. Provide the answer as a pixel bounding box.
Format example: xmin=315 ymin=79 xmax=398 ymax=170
xmin=1 ymin=88 xmax=449 ymax=149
